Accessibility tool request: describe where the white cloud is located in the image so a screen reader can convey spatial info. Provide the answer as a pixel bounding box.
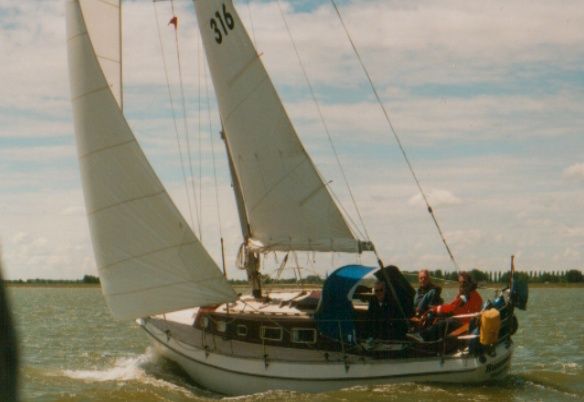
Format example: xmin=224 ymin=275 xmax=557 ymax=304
xmin=408 ymin=189 xmax=462 ymax=208
xmin=248 ymin=0 xmax=584 ymax=91
xmin=445 ymin=229 xmax=483 ymax=249
xmin=563 ymin=162 xmax=584 ymax=181
xmin=0 ymin=189 xmax=94 ymax=280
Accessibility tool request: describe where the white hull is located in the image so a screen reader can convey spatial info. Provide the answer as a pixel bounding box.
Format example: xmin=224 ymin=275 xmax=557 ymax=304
xmin=139 ymin=315 xmax=513 ymax=395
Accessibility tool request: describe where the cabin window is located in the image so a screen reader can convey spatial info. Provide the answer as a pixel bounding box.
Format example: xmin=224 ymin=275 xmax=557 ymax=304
xmin=260 ymin=326 xmax=283 ymax=341
xmin=291 ymin=328 xmax=317 ymax=344
xmin=216 ymin=320 xmax=227 ymax=333
xmin=201 ymin=316 xmax=209 ymax=329
xmin=236 ymin=324 xmax=248 ymax=337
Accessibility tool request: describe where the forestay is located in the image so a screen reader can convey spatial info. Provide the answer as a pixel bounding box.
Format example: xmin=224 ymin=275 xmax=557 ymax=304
xmin=66 ymin=0 xmax=236 ymax=320
xmin=195 ymin=0 xmax=370 ymax=253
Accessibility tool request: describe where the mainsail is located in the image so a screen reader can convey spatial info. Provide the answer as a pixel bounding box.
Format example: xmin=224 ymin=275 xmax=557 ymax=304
xmin=195 ymin=1 xmax=372 ymax=254
xmin=66 ymin=0 xmax=236 ymax=320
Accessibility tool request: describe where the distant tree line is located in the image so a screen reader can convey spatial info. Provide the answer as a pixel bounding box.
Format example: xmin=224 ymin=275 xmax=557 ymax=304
xmin=4 ymin=275 xmax=100 ymax=285
xmin=404 ymin=269 xmax=584 ymax=284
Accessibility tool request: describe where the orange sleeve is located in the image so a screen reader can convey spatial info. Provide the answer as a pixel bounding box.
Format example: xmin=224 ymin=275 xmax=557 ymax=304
xmin=436 ymin=296 xmax=461 ymax=315
xmin=437 ymin=291 xmax=483 ymax=316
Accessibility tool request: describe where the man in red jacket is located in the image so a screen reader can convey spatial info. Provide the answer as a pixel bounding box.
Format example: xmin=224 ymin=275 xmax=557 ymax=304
xmin=420 ymin=272 xmax=483 ymax=341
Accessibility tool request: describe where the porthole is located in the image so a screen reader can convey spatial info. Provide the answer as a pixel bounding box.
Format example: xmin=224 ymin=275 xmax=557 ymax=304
xmin=291 ymin=328 xmax=317 ymax=344
xmin=236 ymin=324 xmax=248 ymax=337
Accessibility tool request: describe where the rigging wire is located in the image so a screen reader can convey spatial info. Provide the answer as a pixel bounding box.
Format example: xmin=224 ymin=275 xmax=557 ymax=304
xmin=196 ymin=22 xmax=204 ymax=241
xmin=327 ymin=184 xmax=367 ymax=240
xmin=292 ymin=251 xmax=305 ymax=289
xmin=245 ymin=0 xmax=258 ymax=47
xmin=202 ymin=43 xmax=229 ymax=276
xmin=168 ymin=0 xmax=203 ymax=239
xmin=152 ymin=1 xmax=195 ymax=229
xmin=275 ymin=0 xmax=371 ymax=244
xmin=330 ymin=0 xmax=461 ymax=271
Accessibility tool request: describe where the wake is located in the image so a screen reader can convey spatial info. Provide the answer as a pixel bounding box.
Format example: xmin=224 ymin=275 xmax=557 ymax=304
xmin=60 ymin=347 xmax=194 ymax=394
xmin=63 ymin=353 xmax=150 ymax=382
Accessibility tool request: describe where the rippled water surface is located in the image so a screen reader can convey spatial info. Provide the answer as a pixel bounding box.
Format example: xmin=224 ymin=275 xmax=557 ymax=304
xmin=9 ymin=287 xmax=584 ymax=401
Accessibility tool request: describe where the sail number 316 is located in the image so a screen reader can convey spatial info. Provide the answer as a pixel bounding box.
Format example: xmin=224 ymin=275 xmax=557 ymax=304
xmin=210 ymin=4 xmax=235 ymax=44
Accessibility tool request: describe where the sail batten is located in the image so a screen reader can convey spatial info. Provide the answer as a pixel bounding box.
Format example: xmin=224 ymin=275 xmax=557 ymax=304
xmin=77 ymin=138 xmax=136 ymax=161
xmin=195 ymin=0 xmax=366 ymax=254
xmin=66 ymin=0 xmax=235 ymax=321
xmin=86 ymin=190 xmax=165 ymax=216
xmin=97 ymin=240 xmax=199 ymax=272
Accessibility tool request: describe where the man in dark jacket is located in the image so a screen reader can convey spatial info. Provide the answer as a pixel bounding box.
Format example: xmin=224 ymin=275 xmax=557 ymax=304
xmin=366 ymin=281 xmax=406 ymax=340
xmin=413 ymin=269 xmax=442 ymax=316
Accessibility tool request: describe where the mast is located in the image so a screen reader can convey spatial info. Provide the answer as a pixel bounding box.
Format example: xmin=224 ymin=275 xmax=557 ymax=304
xmin=222 ymin=128 xmax=262 ymax=298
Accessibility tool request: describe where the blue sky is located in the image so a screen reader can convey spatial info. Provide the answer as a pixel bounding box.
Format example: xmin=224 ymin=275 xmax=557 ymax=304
xmin=0 ymin=0 xmax=583 ymax=280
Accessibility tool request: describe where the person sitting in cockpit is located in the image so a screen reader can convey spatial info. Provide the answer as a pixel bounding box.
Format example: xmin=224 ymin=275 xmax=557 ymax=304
xmin=418 ymin=272 xmax=483 ymax=341
xmin=413 ymin=269 xmax=443 ymax=315
xmin=366 ymin=281 xmax=407 ymax=341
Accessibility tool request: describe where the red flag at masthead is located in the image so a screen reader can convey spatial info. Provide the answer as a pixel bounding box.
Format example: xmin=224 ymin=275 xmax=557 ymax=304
xmin=168 ymin=16 xmax=178 ymax=29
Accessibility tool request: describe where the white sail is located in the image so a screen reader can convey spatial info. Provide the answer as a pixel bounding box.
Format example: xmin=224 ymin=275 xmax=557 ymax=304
xmin=74 ymin=0 xmax=122 ymax=108
xmin=195 ymin=0 xmax=368 ymax=253
xmin=66 ymin=0 xmax=236 ymax=320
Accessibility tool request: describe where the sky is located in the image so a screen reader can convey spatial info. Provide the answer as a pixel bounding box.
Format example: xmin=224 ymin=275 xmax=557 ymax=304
xmin=0 ymin=0 xmax=583 ymax=280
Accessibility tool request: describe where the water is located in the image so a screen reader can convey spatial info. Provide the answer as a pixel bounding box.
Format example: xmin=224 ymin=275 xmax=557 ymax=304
xmin=9 ymin=287 xmax=584 ymax=401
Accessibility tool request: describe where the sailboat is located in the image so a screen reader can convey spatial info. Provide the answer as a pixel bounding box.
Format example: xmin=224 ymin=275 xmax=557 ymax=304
xmin=66 ymin=0 xmax=524 ymax=395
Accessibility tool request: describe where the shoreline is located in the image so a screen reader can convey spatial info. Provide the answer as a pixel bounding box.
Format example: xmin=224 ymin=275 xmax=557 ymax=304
xmin=5 ymin=283 xmax=101 ymax=288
